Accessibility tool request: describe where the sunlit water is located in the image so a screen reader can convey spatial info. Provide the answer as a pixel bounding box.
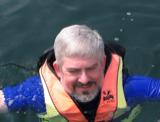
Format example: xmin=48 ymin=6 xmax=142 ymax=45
xmin=0 ymin=0 xmax=160 ymax=121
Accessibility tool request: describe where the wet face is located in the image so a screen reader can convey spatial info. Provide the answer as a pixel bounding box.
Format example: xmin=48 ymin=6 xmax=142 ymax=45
xmin=54 ymin=56 xmax=106 ymax=103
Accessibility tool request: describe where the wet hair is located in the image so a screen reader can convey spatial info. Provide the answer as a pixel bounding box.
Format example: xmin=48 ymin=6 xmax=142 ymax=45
xmin=53 ymin=25 xmax=105 ymax=65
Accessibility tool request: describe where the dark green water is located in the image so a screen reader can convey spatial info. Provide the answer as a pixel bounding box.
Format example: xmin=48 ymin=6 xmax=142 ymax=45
xmin=0 ymin=0 xmax=160 ymax=121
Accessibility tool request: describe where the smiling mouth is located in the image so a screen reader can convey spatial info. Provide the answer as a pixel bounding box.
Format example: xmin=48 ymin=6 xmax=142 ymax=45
xmin=75 ymin=81 xmax=96 ymax=88
xmin=80 ymin=84 xmax=92 ymax=88
xmin=75 ymin=84 xmax=97 ymax=93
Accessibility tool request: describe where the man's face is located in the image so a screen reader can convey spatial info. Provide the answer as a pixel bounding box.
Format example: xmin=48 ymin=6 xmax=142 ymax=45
xmin=54 ymin=56 xmax=106 ymax=103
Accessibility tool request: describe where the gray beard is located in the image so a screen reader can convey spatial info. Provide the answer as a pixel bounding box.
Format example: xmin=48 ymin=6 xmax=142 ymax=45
xmin=71 ymin=88 xmax=100 ymax=103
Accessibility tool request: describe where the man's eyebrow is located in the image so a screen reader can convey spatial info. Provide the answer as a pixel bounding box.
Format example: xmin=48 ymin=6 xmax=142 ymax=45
xmin=66 ymin=63 xmax=98 ymax=70
xmin=67 ymin=67 xmax=80 ymax=70
xmin=83 ymin=63 xmax=98 ymax=71
xmin=86 ymin=63 xmax=98 ymax=68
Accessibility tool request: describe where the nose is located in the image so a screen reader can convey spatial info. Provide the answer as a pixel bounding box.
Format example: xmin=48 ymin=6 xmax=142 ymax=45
xmin=78 ymin=71 xmax=89 ymax=84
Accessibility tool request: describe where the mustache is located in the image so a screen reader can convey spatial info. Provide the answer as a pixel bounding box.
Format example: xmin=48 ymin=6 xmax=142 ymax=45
xmin=74 ymin=81 xmax=96 ymax=87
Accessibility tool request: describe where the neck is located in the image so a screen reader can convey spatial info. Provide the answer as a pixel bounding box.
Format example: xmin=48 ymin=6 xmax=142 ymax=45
xmin=71 ymin=91 xmax=101 ymax=121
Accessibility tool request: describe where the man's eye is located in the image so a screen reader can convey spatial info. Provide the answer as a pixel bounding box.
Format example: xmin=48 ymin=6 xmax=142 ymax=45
xmin=68 ymin=70 xmax=79 ymax=74
xmin=87 ymin=66 xmax=96 ymax=71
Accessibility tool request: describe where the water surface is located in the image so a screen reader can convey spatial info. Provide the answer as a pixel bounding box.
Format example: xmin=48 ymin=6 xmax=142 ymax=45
xmin=0 ymin=0 xmax=160 ymax=121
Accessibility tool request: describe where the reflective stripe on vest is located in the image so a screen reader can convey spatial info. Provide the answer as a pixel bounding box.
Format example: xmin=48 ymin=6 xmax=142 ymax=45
xmin=38 ymin=54 xmax=128 ymax=122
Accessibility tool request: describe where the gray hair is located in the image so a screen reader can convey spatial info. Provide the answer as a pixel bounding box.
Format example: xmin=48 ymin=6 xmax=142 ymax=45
xmin=53 ymin=25 xmax=105 ymax=64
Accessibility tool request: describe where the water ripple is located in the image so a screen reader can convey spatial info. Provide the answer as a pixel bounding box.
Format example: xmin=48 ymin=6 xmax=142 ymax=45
xmin=0 ymin=0 xmax=30 ymax=16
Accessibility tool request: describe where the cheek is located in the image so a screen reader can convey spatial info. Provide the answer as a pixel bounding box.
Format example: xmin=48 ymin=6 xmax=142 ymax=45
xmin=60 ymin=75 xmax=78 ymax=93
xmin=90 ymin=69 xmax=104 ymax=84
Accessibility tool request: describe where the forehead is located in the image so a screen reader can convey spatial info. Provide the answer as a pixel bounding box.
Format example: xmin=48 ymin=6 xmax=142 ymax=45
xmin=61 ymin=56 xmax=99 ymax=68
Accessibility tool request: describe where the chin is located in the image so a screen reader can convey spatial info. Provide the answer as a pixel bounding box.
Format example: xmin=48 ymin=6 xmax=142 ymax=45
xmin=72 ymin=88 xmax=99 ymax=103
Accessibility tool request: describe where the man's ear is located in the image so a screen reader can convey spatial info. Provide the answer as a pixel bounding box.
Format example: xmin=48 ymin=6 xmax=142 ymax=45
xmin=53 ymin=61 xmax=61 ymax=78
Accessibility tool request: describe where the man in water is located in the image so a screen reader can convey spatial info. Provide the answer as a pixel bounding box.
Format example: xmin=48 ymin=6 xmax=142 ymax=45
xmin=0 ymin=24 xmax=160 ymax=122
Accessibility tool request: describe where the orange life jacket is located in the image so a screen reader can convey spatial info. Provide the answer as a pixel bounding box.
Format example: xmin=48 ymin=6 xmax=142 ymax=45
xmin=38 ymin=54 xmax=128 ymax=122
